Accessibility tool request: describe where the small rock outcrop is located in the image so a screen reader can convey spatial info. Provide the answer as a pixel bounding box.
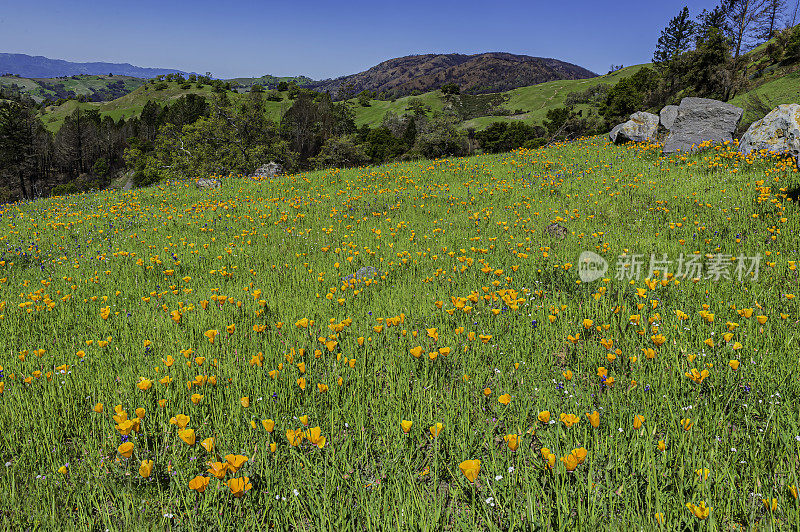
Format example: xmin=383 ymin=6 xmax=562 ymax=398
xmin=662 ymin=97 xmax=743 ymax=154
xmin=737 ymin=104 xmax=800 ymax=166
xmin=659 ymin=105 xmax=679 ymax=130
xmin=251 ymin=162 xmax=283 ymax=179
xmin=609 ymin=111 xmax=659 ymax=144
xmin=195 ymin=178 xmax=221 ymax=190
xmin=545 ymin=223 xmax=568 ymax=239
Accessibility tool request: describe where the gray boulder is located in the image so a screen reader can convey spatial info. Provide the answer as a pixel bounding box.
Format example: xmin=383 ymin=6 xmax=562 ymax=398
xmin=609 ymin=111 xmax=660 ymax=144
xmin=659 ymin=105 xmax=679 ymax=130
xmin=663 ymin=97 xmax=743 ymax=154
xmin=545 ymin=223 xmax=568 ymax=239
xmin=738 ymin=104 xmax=800 ymax=166
xmin=195 ymin=178 xmax=221 ymax=190
xmin=251 ymin=162 xmax=283 ymax=179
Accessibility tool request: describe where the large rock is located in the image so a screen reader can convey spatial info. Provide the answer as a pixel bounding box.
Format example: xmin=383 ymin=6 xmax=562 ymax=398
xmin=609 ymin=111 xmax=659 ymax=144
xmin=659 ymin=105 xmax=679 ymax=130
xmin=662 ymin=97 xmax=743 ymax=154
xmin=251 ymin=162 xmax=283 ymax=179
xmin=738 ymin=104 xmax=800 ymax=166
xmin=195 ymin=178 xmax=221 ymax=190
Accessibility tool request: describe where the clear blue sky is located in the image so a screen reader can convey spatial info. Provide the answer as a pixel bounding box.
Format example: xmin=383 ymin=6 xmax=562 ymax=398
xmin=0 ymin=0 xmax=723 ymax=79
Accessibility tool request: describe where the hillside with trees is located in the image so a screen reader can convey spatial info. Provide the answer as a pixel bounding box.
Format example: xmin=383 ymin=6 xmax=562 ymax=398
xmin=2 ymin=2 xmax=799 ymax=204
xmin=309 ymin=52 xmax=598 ymax=100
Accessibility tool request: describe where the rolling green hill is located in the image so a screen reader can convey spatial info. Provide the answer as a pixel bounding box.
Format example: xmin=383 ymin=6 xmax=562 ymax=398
xmin=0 ymin=74 xmax=145 ymax=103
xmin=40 ymin=82 xmax=231 ymax=132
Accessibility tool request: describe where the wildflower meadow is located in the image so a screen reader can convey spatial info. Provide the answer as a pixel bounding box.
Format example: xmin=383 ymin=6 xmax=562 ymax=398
xmin=0 ymin=136 xmax=798 ymax=530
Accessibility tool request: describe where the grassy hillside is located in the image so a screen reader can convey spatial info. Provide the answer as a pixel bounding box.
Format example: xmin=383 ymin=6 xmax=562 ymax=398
xmin=40 ymin=82 xmax=287 ymax=132
xmin=0 ymin=137 xmax=797 ymax=529
xmin=0 ymin=74 xmax=145 ymax=103
xmin=344 ymin=65 xmax=645 ymax=129
xmin=349 ymin=91 xmax=446 ymax=127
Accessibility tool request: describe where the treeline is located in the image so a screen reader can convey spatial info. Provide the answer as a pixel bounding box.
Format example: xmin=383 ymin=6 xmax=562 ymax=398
xmin=1 ymin=80 xmax=595 ymax=202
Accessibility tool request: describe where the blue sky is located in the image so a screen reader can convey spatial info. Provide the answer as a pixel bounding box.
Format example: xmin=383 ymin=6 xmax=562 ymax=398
xmin=0 ymin=1 xmax=723 ymax=79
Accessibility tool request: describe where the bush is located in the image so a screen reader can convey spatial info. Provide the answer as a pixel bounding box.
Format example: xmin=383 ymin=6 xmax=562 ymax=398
xmin=523 ymin=138 xmax=547 ymax=149
xmin=50 ymin=182 xmax=79 ymax=197
xmin=476 ymin=122 xmax=545 ymax=153
xmin=309 ymin=135 xmax=370 ymax=169
xmin=92 ymin=157 xmax=109 ymax=179
xmin=133 ymin=168 xmax=161 ymax=188
xmin=440 ymin=83 xmax=460 ymax=95
xmin=785 ymin=27 xmax=800 ymax=62
xmin=0 ymin=186 xmax=14 ymax=204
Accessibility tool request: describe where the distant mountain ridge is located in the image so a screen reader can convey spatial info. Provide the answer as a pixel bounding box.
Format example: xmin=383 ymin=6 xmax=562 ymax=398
xmin=309 ymin=52 xmax=598 ymax=99
xmin=0 ymin=53 xmax=195 ymax=78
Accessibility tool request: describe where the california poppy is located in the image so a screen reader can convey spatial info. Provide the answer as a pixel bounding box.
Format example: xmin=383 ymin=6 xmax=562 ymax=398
xmin=587 ymin=411 xmax=600 ymax=428
xmin=429 ymin=423 xmax=443 ymax=438
xmin=401 ymin=420 xmax=413 ymax=433
xmin=573 ymin=447 xmax=588 ymax=464
xmin=174 ymin=414 xmax=190 ymax=429
xmin=225 ymin=454 xmax=248 ymax=473
xmin=504 ymin=434 xmax=519 ymax=451
xmin=179 ymin=428 xmax=196 ymax=445
xmin=189 ymin=475 xmax=209 ymax=492
xmin=286 ymin=428 xmax=303 ymax=446
xmin=262 ymin=419 xmax=275 ymax=432
xmin=118 ymin=442 xmax=134 ymax=458
xmin=307 ymin=427 xmax=326 ymax=449
xmin=686 ymin=501 xmax=712 ymax=519
xmin=228 ymin=477 xmax=252 ymax=497
xmin=458 ymin=459 xmax=481 ymax=483
xmin=139 ymin=460 xmax=154 ymax=478
xmin=561 ymin=452 xmax=578 ymax=472
xmin=207 ymin=461 xmax=227 ymax=479
xmin=538 ymin=411 xmax=550 ymax=423
xmin=560 ymin=413 xmax=580 ymax=428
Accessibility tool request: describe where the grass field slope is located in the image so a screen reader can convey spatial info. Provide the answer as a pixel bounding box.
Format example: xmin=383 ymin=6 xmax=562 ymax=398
xmin=0 ymin=74 xmax=146 ymax=104
xmin=0 ymin=135 xmax=797 ymax=529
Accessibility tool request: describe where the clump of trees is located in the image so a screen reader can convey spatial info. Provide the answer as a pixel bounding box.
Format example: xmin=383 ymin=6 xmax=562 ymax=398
xmin=649 ymin=2 xmax=800 ymax=104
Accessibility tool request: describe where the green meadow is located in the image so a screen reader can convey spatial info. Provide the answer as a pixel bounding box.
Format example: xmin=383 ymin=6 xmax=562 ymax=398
xmin=0 ymin=136 xmax=798 ymax=530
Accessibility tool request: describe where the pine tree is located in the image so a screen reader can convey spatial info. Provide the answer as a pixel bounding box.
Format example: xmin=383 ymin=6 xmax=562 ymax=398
xmin=653 ymin=7 xmax=697 ymax=65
